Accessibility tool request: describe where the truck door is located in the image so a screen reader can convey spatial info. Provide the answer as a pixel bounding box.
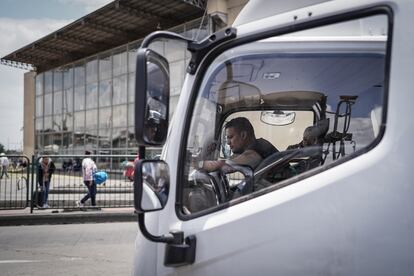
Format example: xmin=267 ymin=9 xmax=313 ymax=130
xmin=165 ymin=6 xmax=391 ymax=275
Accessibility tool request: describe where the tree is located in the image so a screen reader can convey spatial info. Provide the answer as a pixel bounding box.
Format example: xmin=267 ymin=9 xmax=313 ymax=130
xmin=0 ymin=143 xmax=5 ymax=154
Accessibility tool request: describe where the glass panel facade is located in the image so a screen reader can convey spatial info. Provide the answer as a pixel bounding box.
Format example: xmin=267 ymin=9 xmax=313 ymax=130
xmin=128 ymin=42 xmax=140 ymax=72
xmin=99 ymin=107 xmax=112 ymax=129
xmin=53 ymin=70 xmax=63 ymax=91
xmin=86 ymin=58 xmax=98 ymax=84
xmin=74 ymin=86 xmax=85 ymax=111
xmin=44 ymin=94 xmax=52 ymax=116
xmin=113 ymin=47 xmax=127 ymax=76
xmin=128 ymin=72 xmax=134 ymax=103
xmin=99 ymin=54 xmax=111 ymax=80
xmin=33 ymin=17 xmax=210 ymax=156
xmin=52 ymin=114 xmax=62 ymax=131
xmin=113 ymin=75 xmax=127 ymax=105
xmin=112 ymin=105 xmax=127 ymax=128
xmin=53 ymin=90 xmax=62 ymax=115
xmin=74 ymin=111 xmax=85 ymax=132
xmin=86 ymin=82 xmax=98 ymax=109
xmin=99 ymin=79 xmax=112 ymax=107
xmin=63 ymin=67 xmax=73 ymax=89
xmin=36 ymin=74 xmax=43 ymax=96
xmin=44 ymin=71 xmax=53 ymax=94
xmin=85 ymin=109 xmax=98 ymax=129
xmin=74 ymin=63 xmax=85 ymax=87
xmin=36 ymin=96 xmax=43 ymax=117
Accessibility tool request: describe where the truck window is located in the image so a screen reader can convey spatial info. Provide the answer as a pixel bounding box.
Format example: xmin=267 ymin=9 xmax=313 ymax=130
xmin=180 ymin=14 xmax=389 ymax=216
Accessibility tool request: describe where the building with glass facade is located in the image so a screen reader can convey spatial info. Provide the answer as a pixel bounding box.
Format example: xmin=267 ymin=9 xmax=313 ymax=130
xmin=34 ymin=19 xmax=210 ymax=157
xmin=1 ymin=0 xmax=248 ymax=158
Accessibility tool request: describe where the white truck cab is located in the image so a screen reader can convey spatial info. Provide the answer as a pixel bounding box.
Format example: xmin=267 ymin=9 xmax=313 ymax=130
xmin=132 ymin=0 xmax=414 ymax=275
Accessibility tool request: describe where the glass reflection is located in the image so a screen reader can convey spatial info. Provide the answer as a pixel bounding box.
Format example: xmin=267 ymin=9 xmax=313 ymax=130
xmin=45 ymin=71 xmax=53 ymax=93
xmin=113 ymin=105 xmax=127 ymax=127
xmin=36 ymin=74 xmax=43 ymax=96
xmin=140 ymin=161 xmax=169 ymax=211
xmin=113 ymin=75 xmax=127 ymax=105
xmin=113 ymin=49 xmax=127 ymax=76
xmin=99 ymin=79 xmax=112 ymax=107
xmin=86 ymin=83 xmax=98 ymax=109
xmin=99 ymin=107 xmax=112 ymax=129
xmin=74 ymin=86 xmax=85 ymax=111
xmin=53 ymin=91 xmax=62 ymax=115
xmin=99 ymin=54 xmax=112 ymax=80
xmin=44 ymin=94 xmax=52 ymax=116
xmin=143 ymin=56 xmax=169 ymax=144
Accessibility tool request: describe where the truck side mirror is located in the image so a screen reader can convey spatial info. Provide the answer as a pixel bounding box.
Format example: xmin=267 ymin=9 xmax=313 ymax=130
xmin=135 ymin=48 xmax=170 ymax=146
xmin=134 ymin=160 xmax=170 ymax=212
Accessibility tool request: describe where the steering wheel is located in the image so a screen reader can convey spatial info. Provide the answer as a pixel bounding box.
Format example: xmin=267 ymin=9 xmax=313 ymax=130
xmin=186 ymin=169 xmax=221 ymax=212
xmin=211 ymin=162 xmax=254 ymax=200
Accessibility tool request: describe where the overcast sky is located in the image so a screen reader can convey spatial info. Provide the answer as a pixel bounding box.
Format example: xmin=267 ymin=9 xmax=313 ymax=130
xmin=0 ymin=0 xmax=112 ymax=150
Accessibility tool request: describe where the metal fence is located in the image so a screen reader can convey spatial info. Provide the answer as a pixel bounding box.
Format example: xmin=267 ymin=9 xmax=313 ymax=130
xmin=0 ymin=155 xmax=30 ymax=210
xmin=31 ymin=155 xmax=138 ymax=212
xmin=0 ymin=154 xmax=143 ymax=212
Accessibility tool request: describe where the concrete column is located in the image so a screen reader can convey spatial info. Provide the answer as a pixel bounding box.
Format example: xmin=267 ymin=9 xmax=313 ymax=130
xmin=227 ymin=0 xmax=249 ymax=26
xmin=207 ymin=0 xmax=248 ymax=29
xmin=23 ymin=71 xmax=36 ymax=157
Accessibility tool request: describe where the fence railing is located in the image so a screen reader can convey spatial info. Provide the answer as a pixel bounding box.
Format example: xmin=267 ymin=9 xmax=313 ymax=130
xmin=0 ymin=154 xmax=141 ymax=212
xmin=0 ymin=155 xmax=31 ymax=210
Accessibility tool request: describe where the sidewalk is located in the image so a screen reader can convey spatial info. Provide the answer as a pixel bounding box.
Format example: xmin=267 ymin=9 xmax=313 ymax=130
xmin=0 ymin=207 xmax=136 ymax=226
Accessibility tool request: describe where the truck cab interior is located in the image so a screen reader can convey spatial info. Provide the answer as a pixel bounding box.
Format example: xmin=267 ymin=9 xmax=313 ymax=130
xmin=180 ymin=14 xmax=388 ymax=216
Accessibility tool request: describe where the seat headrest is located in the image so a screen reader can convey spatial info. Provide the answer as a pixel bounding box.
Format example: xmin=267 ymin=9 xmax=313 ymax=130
xmin=303 ymin=119 xmax=329 ymax=140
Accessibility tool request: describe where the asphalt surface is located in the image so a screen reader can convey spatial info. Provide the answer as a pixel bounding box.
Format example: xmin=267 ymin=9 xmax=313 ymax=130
xmin=0 ymin=222 xmax=138 ymax=275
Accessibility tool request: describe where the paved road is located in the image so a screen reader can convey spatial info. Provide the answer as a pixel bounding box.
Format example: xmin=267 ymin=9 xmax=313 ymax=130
xmin=0 ymin=222 xmax=138 ymax=275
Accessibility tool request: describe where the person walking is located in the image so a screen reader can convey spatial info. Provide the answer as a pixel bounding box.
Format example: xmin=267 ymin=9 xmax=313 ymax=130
xmin=77 ymin=150 xmax=97 ymax=207
xmin=37 ymin=156 xmax=56 ymax=208
xmin=0 ymin=153 xmax=10 ymax=179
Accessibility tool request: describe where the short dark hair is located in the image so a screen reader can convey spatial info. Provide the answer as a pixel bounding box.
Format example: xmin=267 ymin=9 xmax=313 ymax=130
xmin=85 ymin=150 xmax=91 ymax=155
xmin=225 ymin=117 xmax=255 ymax=138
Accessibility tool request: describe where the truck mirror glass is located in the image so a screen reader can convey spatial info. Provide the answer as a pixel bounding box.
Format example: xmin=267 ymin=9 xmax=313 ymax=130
xmin=134 ymin=160 xmax=169 ymax=213
xmin=135 ymin=48 xmax=170 ymax=146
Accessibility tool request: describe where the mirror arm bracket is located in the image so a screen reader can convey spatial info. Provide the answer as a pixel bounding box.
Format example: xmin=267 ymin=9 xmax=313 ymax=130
xmin=187 ymin=27 xmax=237 ymax=74
xmin=137 ymin=213 xmax=197 ymax=267
xmin=141 ymin=31 xmax=194 ymax=48
xmin=137 ymin=213 xmax=177 ymax=243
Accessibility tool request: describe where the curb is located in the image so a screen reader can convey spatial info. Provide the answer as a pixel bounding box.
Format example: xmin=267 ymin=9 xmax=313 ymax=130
xmin=0 ymin=211 xmax=136 ymax=226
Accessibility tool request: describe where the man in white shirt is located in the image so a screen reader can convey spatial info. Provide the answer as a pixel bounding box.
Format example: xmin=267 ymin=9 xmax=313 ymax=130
xmin=0 ymin=153 xmax=9 ymax=179
xmin=77 ymin=150 xmax=97 ymax=207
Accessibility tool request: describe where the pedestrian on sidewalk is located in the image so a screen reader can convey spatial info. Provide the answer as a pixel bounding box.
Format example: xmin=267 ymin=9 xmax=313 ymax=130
xmin=77 ymin=150 xmax=97 ymax=207
xmin=37 ymin=156 xmax=56 ymax=208
xmin=0 ymin=153 xmax=9 ymax=179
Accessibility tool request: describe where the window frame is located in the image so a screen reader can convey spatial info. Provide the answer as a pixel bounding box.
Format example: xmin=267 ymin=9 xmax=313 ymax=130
xmin=176 ymin=6 xmax=393 ymax=221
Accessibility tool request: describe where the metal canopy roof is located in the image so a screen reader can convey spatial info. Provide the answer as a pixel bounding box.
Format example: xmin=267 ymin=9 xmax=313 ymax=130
xmin=1 ymin=0 xmax=205 ymax=72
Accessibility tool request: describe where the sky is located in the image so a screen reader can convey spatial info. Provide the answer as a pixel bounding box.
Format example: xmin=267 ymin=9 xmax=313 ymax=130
xmin=0 ymin=0 xmax=113 ymax=151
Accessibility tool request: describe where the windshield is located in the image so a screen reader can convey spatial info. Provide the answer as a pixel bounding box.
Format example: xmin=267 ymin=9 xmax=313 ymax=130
xmin=181 ymin=14 xmax=388 ymax=216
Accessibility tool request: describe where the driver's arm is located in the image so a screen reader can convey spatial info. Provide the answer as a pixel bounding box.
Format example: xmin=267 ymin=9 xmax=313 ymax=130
xmin=202 ymin=150 xmax=262 ymax=172
xmin=202 ymin=160 xmax=226 ymax=172
xmin=230 ymin=150 xmax=262 ymax=169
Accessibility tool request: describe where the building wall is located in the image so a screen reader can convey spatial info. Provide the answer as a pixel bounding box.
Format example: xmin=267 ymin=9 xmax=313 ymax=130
xmin=23 ymin=71 xmax=35 ymax=157
xmin=227 ymin=0 xmax=249 ymax=25
xmin=207 ymin=0 xmax=248 ymax=28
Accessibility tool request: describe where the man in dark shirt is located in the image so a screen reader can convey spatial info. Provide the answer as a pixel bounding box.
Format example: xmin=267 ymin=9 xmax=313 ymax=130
xmin=203 ymin=117 xmax=278 ymax=171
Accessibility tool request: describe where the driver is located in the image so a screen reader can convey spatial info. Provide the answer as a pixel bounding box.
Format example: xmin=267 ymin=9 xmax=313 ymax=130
xmin=203 ymin=117 xmax=278 ymax=172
